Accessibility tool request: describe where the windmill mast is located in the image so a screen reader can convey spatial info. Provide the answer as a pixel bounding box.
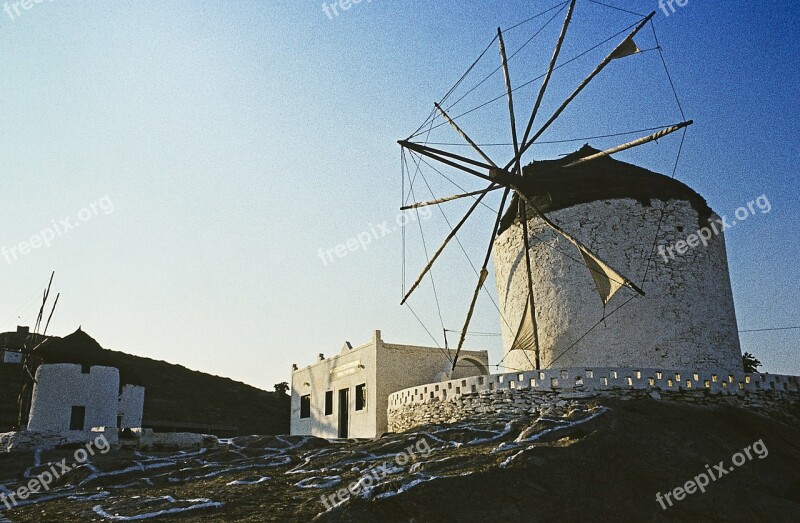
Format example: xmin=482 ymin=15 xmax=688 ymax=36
xmin=16 ymin=272 xmax=59 ymax=429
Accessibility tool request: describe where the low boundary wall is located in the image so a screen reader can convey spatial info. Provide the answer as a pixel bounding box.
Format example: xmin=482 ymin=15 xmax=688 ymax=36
xmin=387 ymin=367 xmax=800 ymax=433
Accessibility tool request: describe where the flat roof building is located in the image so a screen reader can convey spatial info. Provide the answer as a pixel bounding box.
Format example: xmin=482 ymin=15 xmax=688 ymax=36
xmin=290 ymin=330 xmax=489 ymax=439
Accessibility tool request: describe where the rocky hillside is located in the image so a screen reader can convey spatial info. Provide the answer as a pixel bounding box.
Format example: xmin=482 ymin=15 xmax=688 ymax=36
xmin=1 ymin=397 xmax=798 ymax=522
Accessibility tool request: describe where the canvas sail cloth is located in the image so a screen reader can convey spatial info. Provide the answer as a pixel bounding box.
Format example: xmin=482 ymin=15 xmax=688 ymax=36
xmin=510 ymin=296 xmax=537 ymax=353
xmin=509 ymin=235 xmax=631 ymax=354
xmin=509 ymin=250 xmax=627 ymax=353
xmin=609 ymin=35 xmax=640 ymax=60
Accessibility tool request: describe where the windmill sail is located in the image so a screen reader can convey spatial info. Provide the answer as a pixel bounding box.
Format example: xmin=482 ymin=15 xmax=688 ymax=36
xmin=578 ymin=246 xmax=626 ymax=304
xmin=510 ymin=296 xmax=537 ymax=352
xmin=609 ymin=35 xmax=640 ymax=60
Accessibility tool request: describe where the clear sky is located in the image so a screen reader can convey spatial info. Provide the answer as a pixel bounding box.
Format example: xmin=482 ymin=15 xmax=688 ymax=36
xmin=1 ymin=1 xmax=797 ymax=391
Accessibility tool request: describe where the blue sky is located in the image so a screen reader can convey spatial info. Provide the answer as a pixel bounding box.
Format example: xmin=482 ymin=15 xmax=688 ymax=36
xmin=1 ymin=0 xmax=797 ymax=390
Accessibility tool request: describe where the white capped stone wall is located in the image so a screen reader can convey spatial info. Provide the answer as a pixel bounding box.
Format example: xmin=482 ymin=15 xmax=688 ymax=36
xmin=28 ymin=364 xmax=120 ymax=433
xmin=493 ymin=198 xmax=742 ymax=373
xmin=387 ymin=368 xmax=800 ymax=433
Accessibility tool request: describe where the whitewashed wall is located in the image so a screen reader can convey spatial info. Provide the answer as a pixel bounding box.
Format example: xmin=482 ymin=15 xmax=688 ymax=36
xmin=493 ymin=198 xmax=742 ymax=373
xmin=119 ymin=385 xmax=145 ymax=428
xmin=290 ymin=331 xmax=489 ymax=438
xmin=28 ymin=364 xmax=119 ymax=433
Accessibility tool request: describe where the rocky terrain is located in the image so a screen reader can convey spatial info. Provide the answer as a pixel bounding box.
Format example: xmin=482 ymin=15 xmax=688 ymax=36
xmin=1 ymin=397 xmax=798 ymax=522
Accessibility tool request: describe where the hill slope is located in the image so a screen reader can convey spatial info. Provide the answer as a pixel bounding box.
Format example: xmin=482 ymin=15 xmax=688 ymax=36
xmin=1 ymin=398 xmax=798 ymax=522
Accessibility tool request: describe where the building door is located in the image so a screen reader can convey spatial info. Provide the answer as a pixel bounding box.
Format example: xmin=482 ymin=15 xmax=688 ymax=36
xmin=338 ymin=388 xmax=349 ymax=438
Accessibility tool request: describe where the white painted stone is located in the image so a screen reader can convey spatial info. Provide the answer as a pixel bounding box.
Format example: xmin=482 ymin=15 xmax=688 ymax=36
xmin=27 ymin=364 xmax=144 ymax=435
xmin=493 ymin=198 xmax=742 ymax=373
xmin=387 ymin=368 xmax=800 ymax=433
xmin=119 ymin=385 xmax=145 ymax=429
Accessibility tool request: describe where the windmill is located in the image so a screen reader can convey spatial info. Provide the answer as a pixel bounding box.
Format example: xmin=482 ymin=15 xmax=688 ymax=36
xmin=397 ymin=1 xmax=692 ymax=373
xmin=16 ymin=272 xmax=60 ymax=429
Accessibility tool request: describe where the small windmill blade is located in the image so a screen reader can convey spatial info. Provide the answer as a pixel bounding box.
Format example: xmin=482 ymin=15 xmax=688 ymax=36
xmin=517 ymin=191 xmax=645 ymax=301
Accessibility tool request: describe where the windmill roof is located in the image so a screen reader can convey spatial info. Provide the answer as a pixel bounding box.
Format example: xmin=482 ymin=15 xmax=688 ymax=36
xmin=499 ymin=145 xmax=713 ymax=234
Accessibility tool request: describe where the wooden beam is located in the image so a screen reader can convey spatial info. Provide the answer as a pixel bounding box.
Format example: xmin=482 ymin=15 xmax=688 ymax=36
xmin=518 ymin=199 xmax=542 ymax=369
xmin=400 ymin=185 xmax=501 ymax=210
xmin=399 ymin=140 xmax=494 ymax=171
xmin=401 ymin=188 xmax=492 ymax=305
xmin=434 ymin=103 xmax=497 ymax=167
xmin=400 ymin=140 xmax=521 ymax=187
xmin=498 ymin=28 xmax=521 ymax=169
xmin=452 ymin=187 xmax=512 ymax=372
xmin=505 ymin=11 xmax=656 ymax=172
xmin=562 ymin=120 xmax=693 ymax=167
xmin=520 ymin=0 xmax=577 ymax=149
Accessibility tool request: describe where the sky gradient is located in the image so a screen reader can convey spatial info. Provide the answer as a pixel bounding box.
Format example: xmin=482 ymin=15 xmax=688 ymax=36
xmin=1 ymin=0 xmax=797 ymax=390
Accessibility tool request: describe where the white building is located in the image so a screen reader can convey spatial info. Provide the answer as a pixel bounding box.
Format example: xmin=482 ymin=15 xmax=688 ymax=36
xmin=0 ymin=326 xmax=29 ymax=365
xmin=27 ymin=364 xmax=145 ymax=433
xmin=290 ymin=330 xmax=489 ymax=439
xmin=2 ymin=350 xmax=22 ymax=364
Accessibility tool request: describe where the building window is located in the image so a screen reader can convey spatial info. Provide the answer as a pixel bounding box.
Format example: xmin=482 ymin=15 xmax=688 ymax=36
xmin=324 ymin=391 xmax=333 ymax=416
xmin=355 ymin=384 xmax=366 ymax=411
xmin=70 ymin=406 xmax=86 ymax=430
xmin=300 ymin=395 xmax=311 ymax=419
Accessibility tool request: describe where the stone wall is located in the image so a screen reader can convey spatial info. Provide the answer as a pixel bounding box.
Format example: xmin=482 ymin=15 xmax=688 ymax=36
xmin=493 ymin=198 xmax=742 ymax=373
xmin=387 ymin=367 xmax=800 ymax=433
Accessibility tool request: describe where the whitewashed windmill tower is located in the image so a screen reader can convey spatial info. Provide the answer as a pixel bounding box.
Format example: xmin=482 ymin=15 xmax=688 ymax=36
xmin=397 ymin=1 xmax=743 ymax=376
xmin=493 ymin=147 xmax=742 ymax=373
